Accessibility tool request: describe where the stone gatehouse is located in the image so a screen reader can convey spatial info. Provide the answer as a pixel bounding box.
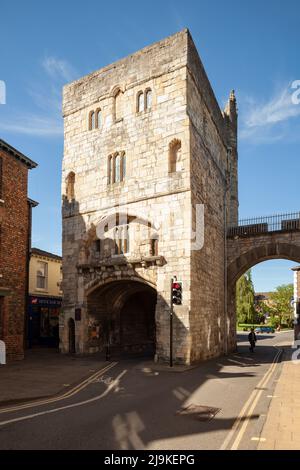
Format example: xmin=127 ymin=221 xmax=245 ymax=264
xmin=61 ymin=29 xmax=238 ymax=364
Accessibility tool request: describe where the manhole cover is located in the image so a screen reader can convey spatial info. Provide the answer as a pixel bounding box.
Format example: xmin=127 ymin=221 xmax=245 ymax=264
xmin=176 ymin=404 xmax=221 ymax=422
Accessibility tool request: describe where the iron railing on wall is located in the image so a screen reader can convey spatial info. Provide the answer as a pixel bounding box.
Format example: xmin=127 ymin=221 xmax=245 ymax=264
xmin=228 ymin=211 xmax=300 ymax=237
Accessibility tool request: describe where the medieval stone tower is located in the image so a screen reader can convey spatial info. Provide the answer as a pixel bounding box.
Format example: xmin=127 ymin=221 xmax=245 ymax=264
xmin=61 ymin=29 xmax=238 ymax=364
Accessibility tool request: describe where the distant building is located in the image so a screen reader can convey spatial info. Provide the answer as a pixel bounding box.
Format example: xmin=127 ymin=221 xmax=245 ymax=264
xmin=27 ymin=248 xmax=62 ymax=348
xmin=254 ymin=292 xmax=274 ymax=308
xmin=0 ymin=139 xmax=37 ymax=360
xmin=291 ymin=266 xmax=300 ymax=339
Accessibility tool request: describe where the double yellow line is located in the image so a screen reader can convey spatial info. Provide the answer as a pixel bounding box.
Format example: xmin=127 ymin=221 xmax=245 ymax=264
xmin=0 ymin=361 xmax=118 ymax=415
xmin=220 ymin=348 xmax=282 ymax=450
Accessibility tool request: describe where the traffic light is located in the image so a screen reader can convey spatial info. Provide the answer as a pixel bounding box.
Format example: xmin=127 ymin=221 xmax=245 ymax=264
xmin=172 ymin=281 xmax=182 ymax=305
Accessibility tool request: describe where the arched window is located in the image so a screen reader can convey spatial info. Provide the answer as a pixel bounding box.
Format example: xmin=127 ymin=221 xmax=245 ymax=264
xmin=114 ymin=89 xmax=123 ymax=122
xmin=96 ymin=109 xmax=102 ymax=129
xmin=169 ymin=139 xmax=182 ymax=173
xmin=66 ymin=171 xmax=75 ymax=201
xmin=137 ymin=91 xmax=144 ymax=112
xmin=108 ymin=152 xmax=126 ymax=185
xmin=89 ymin=111 xmax=95 ymax=130
xmin=115 ymin=154 xmax=121 ymax=183
xmin=145 ymin=89 xmax=152 ymax=110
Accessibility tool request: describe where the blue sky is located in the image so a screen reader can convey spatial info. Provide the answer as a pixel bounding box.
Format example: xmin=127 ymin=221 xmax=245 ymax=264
xmin=0 ymin=0 xmax=299 ymax=291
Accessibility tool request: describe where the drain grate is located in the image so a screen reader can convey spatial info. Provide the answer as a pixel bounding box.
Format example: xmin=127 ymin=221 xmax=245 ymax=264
xmin=176 ymin=404 xmax=221 ymax=422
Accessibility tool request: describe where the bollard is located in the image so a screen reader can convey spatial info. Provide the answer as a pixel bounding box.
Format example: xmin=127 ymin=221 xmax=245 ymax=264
xmin=0 ymin=340 xmax=6 ymax=365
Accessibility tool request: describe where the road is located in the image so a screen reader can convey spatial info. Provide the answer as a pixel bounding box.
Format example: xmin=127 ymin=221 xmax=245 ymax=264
xmin=0 ymin=331 xmax=292 ymax=450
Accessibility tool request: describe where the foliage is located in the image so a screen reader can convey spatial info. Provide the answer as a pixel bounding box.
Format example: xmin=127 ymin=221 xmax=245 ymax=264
xmin=236 ymin=270 xmax=256 ymax=324
xmin=268 ymin=284 xmax=294 ymax=327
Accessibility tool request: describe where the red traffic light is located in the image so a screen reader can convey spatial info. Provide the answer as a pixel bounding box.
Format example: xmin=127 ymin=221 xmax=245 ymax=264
xmin=172 ymin=282 xmax=181 ymax=289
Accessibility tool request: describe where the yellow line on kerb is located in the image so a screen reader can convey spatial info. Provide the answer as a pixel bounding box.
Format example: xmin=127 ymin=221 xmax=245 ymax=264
xmin=0 ymin=362 xmax=118 ymax=415
xmin=220 ymin=348 xmax=282 ymax=450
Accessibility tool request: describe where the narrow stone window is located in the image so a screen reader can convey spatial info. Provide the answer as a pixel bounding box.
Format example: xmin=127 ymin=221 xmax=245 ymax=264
xmin=169 ymin=139 xmax=182 ymax=173
xmin=151 ymin=238 xmax=158 ymax=256
xmin=95 ymin=239 xmax=101 ymax=253
xmin=115 ymin=154 xmax=121 ymax=183
xmin=123 ymin=224 xmax=129 ymax=254
xmin=137 ymin=91 xmax=144 ymax=112
xmin=113 ymin=217 xmax=130 ymax=255
xmin=108 ymin=152 xmax=125 ymax=185
xmin=89 ymin=111 xmax=95 ymax=130
xmin=66 ymin=171 xmax=75 ymax=201
xmin=121 ymin=152 xmax=126 ymax=180
xmin=108 ymin=156 xmax=113 ymax=185
xmin=114 ymin=89 xmax=123 ymax=122
xmin=96 ymin=109 xmax=102 ymax=129
xmin=145 ymin=88 xmax=152 ymax=110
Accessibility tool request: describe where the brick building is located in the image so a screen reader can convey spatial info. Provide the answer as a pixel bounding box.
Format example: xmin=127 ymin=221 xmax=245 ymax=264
xmin=0 ymin=139 xmax=37 ymax=360
xmin=61 ymin=29 xmax=238 ymax=364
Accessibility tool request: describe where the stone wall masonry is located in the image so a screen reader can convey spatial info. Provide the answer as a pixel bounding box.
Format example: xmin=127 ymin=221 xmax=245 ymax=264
xmin=62 ymin=29 xmax=238 ymax=364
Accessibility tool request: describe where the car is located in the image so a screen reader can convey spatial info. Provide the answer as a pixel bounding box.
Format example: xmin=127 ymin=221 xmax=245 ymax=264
xmin=254 ymin=326 xmax=275 ymax=334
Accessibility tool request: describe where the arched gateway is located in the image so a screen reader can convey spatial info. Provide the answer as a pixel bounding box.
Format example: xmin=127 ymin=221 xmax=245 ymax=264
xmin=86 ymin=279 xmax=157 ymax=357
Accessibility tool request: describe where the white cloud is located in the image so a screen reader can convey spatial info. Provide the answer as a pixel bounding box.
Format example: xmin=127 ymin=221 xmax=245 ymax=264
xmin=0 ymin=114 xmax=62 ymax=137
xmin=239 ymin=84 xmax=300 ymax=143
xmin=0 ymin=56 xmax=77 ymax=138
xmin=42 ymin=56 xmax=77 ymax=82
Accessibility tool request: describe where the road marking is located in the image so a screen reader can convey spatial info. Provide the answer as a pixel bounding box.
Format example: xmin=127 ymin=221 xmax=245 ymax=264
xmin=251 ymin=437 xmax=266 ymax=442
xmin=230 ymin=348 xmax=281 ymax=450
xmin=0 ymin=362 xmax=118 ymax=415
xmin=0 ymin=369 xmax=127 ymax=428
xmin=220 ymin=348 xmax=281 ymax=450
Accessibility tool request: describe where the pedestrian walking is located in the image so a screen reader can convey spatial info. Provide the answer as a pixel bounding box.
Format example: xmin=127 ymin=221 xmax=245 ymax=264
xmin=248 ymin=328 xmax=257 ymax=353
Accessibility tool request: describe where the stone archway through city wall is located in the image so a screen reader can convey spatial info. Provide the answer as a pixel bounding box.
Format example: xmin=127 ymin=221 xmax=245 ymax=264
xmin=226 ymin=242 xmax=300 ymax=350
xmin=86 ymin=278 xmax=157 ymax=358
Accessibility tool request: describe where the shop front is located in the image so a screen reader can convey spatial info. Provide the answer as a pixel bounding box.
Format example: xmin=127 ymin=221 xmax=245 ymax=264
xmin=28 ymin=296 xmax=61 ymax=348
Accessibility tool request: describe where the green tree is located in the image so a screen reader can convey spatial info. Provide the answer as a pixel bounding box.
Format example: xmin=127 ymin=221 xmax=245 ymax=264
xmin=269 ymin=284 xmax=294 ymax=327
xmin=236 ymin=270 xmax=256 ymax=324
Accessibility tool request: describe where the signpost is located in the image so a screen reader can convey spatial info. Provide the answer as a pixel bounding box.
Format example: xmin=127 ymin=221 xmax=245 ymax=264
xmin=170 ymin=276 xmax=183 ymax=367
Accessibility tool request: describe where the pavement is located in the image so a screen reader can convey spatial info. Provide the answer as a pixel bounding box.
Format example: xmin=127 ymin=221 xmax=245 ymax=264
xmin=0 ymin=332 xmax=290 ymax=450
xmin=0 ymin=348 xmax=108 ymax=405
xmin=258 ymin=334 xmax=300 ymax=450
